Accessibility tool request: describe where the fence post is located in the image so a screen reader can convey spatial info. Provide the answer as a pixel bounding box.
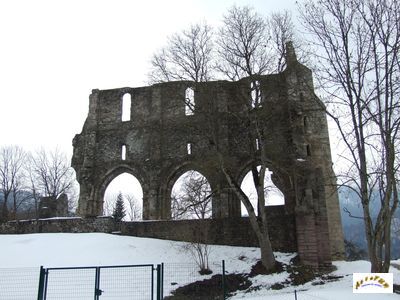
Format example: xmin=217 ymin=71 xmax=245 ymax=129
xmin=222 ymin=260 xmax=226 ymax=300
xmin=161 ymin=263 xmax=164 ymax=299
xmin=94 ymin=267 xmax=102 ymax=300
xmin=37 ymin=266 xmax=46 ymax=300
xmin=294 ymin=289 xmax=297 ymax=300
xmin=156 ymin=264 xmax=162 ymax=300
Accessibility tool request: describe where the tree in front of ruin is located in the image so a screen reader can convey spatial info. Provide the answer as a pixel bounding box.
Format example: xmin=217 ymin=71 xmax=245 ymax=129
xmin=300 ymin=0 xmax=399 ymax=272
xmin=149 ymin=5 xmax=300 ymax=271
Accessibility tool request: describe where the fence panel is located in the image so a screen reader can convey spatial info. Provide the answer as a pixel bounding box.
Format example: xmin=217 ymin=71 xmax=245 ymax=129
xmin=0 ymin=267 xmax=39 ymax=300
xmin=44 ymin=267 xmax=96 ymax=300
xmin=99 ymin=264 xmax=154 ymax=300
xmin=42 ymin=264 xmax=157 ymax=300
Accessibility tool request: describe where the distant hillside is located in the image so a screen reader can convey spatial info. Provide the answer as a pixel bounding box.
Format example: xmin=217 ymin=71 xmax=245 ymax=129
xmin=339 ymin=186 xmax=400 ymax=259
xmin=0 ymin=191 xmax=36 ymax=214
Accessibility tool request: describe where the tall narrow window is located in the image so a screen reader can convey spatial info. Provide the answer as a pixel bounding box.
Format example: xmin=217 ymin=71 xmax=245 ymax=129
xmin=251 ymin=80 xmax=261 ymax=108
xmin=303 ymin=116 xmax=309 ymax=132
xmin=185 ymin=87 xmax=195 ymax=116
xmin=121 ymin=145 xmax=126 ymax=160
xmin=306 ymin=144 xmax=311 ymax=156
xmin=256 ymin=138 xmax=260 ymax=150
xmin=187 ymin=143 xmax=192 ymax=155
xmin=122 ymin=93 xmax=131 ymax=121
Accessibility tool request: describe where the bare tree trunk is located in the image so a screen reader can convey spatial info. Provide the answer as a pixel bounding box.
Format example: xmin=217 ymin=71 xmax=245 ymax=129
xmin=220 ymin=161 xmax=277 ymax=271
xmin=259 ymin=234 xmax=276 ymax=269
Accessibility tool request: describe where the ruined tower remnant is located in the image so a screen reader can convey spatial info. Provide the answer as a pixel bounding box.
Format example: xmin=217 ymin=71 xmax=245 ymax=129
xmin=72 ymin=45 xmax=344 ymax=266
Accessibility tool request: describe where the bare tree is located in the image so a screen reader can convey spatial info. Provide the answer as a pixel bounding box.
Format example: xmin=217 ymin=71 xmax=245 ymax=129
xmin=171 ymin=171 xmax=212 ymax=220
xmin=149 ymin=23 xmax=214 ymax=83
xmin=268 ymin=10 xmax=297 ymax=72
xmin=26 ymin=162 xmax=41 ymax=220
xmin=213 ymin=6 xmax=286 ymax=271
xmin=147 ymin=5 xmax=304 ymax=271
xmin=125 ymin=193 xmax=142 ymax=221
xmin=216 ymin=6 xmax=272 ymax=80
xmin=0 ymin=145 xmax=27 ymax=222
xmin=27 ymin=148 xmax=77 ymax=215
xmin=181 ymin=232 xmax=213 ymax=275
xmin=102 ymin=196 xmax=115 ymax=217
xmin=300 ymin=0 xmax=400 ymax=272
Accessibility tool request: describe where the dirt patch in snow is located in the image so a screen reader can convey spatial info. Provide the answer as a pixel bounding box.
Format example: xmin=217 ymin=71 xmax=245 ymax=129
xmin=165 ymin=273 xmax=251 ymax=300
xmin=249 ymin=260 xmax=284 ymax=277
xmin=165 ymin=258 xmax=342 ymax=298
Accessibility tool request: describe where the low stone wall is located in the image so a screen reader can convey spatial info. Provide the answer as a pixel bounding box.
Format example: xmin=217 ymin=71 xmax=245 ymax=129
xmin=121 ymin=207 xmax=296 ymax=252
xmin=0 ymin=206 xmax=296 ymax=252
xmin=0 ymin=217 xmax=117 ymax=234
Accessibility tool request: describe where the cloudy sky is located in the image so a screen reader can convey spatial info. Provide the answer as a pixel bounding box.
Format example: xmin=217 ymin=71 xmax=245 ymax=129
xmin=0 ymin=0 xmax=297 ymax=157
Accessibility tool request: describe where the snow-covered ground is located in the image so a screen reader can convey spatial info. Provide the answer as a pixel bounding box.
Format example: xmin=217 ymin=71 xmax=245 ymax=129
xmin=0 ymin=233 xmax=399 ymax=299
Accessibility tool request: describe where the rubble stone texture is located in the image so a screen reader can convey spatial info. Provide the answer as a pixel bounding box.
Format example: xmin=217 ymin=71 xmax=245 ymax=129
xmin=72 ymin=45 xmax=344 ymax=266
xmin=38 ymin=194 xmax=69 ymax=218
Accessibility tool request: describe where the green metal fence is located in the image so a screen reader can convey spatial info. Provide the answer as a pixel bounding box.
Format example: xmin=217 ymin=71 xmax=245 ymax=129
xmin=0 ymin=267 xmax=40 ymax=299
xmin=1 ymin=261 xmax=229 ymax=300
xmin=36 ymin=264 xmax=162 ymax=300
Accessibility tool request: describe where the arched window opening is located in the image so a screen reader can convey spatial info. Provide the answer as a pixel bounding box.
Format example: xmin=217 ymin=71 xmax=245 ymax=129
xmin=122 ymin=93 xmax=131 ymax=121
xmin=251 ymin=80 xmax=261 ymax=108
xmin=185 ymin=87 xmax=195 ymax=116
xmin=121 ymin=145 xmax=127 ymax=160
xmin=187 ymin=143 xmax=192 ymax=155
xmin=240 ymin=166 xmax=285 ymax=217
xmin=171 ymin=170 xmax=212 ymax=220
xmin=103 ymin=173 xmax=143 ymax=221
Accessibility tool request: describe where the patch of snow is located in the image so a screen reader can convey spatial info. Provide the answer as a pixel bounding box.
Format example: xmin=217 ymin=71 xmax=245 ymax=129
xmin=0 ymin=233 xmax=399 ymax=299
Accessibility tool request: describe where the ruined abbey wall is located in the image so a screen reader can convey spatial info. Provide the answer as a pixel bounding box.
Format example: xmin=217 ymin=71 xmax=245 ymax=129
xmin=71 ymin=47 xmax=344 ymax=267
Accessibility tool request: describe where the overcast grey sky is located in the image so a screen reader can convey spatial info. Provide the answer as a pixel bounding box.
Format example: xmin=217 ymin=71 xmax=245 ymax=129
xmin=0 ymin=0 xmax=298 ymax=156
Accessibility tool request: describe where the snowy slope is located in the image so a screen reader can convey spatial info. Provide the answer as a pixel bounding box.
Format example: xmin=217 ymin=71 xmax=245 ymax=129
xmin=0 ymin=233 xmax=399 ymax=299
xmin=0 ymin=233 xmax=260 ymax=270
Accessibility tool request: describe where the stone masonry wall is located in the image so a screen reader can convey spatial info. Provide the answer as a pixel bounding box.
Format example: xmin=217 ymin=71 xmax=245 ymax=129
xmin=0 ymin=217 xmax=117 ymax=234
xmin=0 ymin=207 xmax=296 ymax=252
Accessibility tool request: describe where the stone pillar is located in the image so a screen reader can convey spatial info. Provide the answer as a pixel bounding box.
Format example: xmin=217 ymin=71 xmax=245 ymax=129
xmin=212 ymin=184 xmax=230 ymax=218
xmin=146 ymin=186 xmax=160 ymax=220
xmin=295 ymin=206 xmax=319 ymax=267
xmin=212 ymin=182 xmax=241 ymax=218
xmin=295 ymin=173 xmax=332 ymax=268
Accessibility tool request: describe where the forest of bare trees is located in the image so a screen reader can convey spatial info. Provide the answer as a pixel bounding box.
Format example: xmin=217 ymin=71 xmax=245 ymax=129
xmin=0 ymin=146 xmax=77 ymax=222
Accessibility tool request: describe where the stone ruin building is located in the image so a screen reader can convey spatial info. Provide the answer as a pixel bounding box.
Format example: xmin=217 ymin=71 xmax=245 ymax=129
xmin=72 ymin=44 xmax=344 ymax=267
xmin=39 ymin=194 xmax=69 ymax=218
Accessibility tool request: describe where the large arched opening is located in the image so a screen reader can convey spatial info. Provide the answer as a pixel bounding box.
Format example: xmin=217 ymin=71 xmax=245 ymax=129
xmin=170 ymin=170 xmax=212 ymax=220
xmin=239 ymin=166 xmax=285 ymax=217
xmin=100 ymin=168 xmax=145 ymax=221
